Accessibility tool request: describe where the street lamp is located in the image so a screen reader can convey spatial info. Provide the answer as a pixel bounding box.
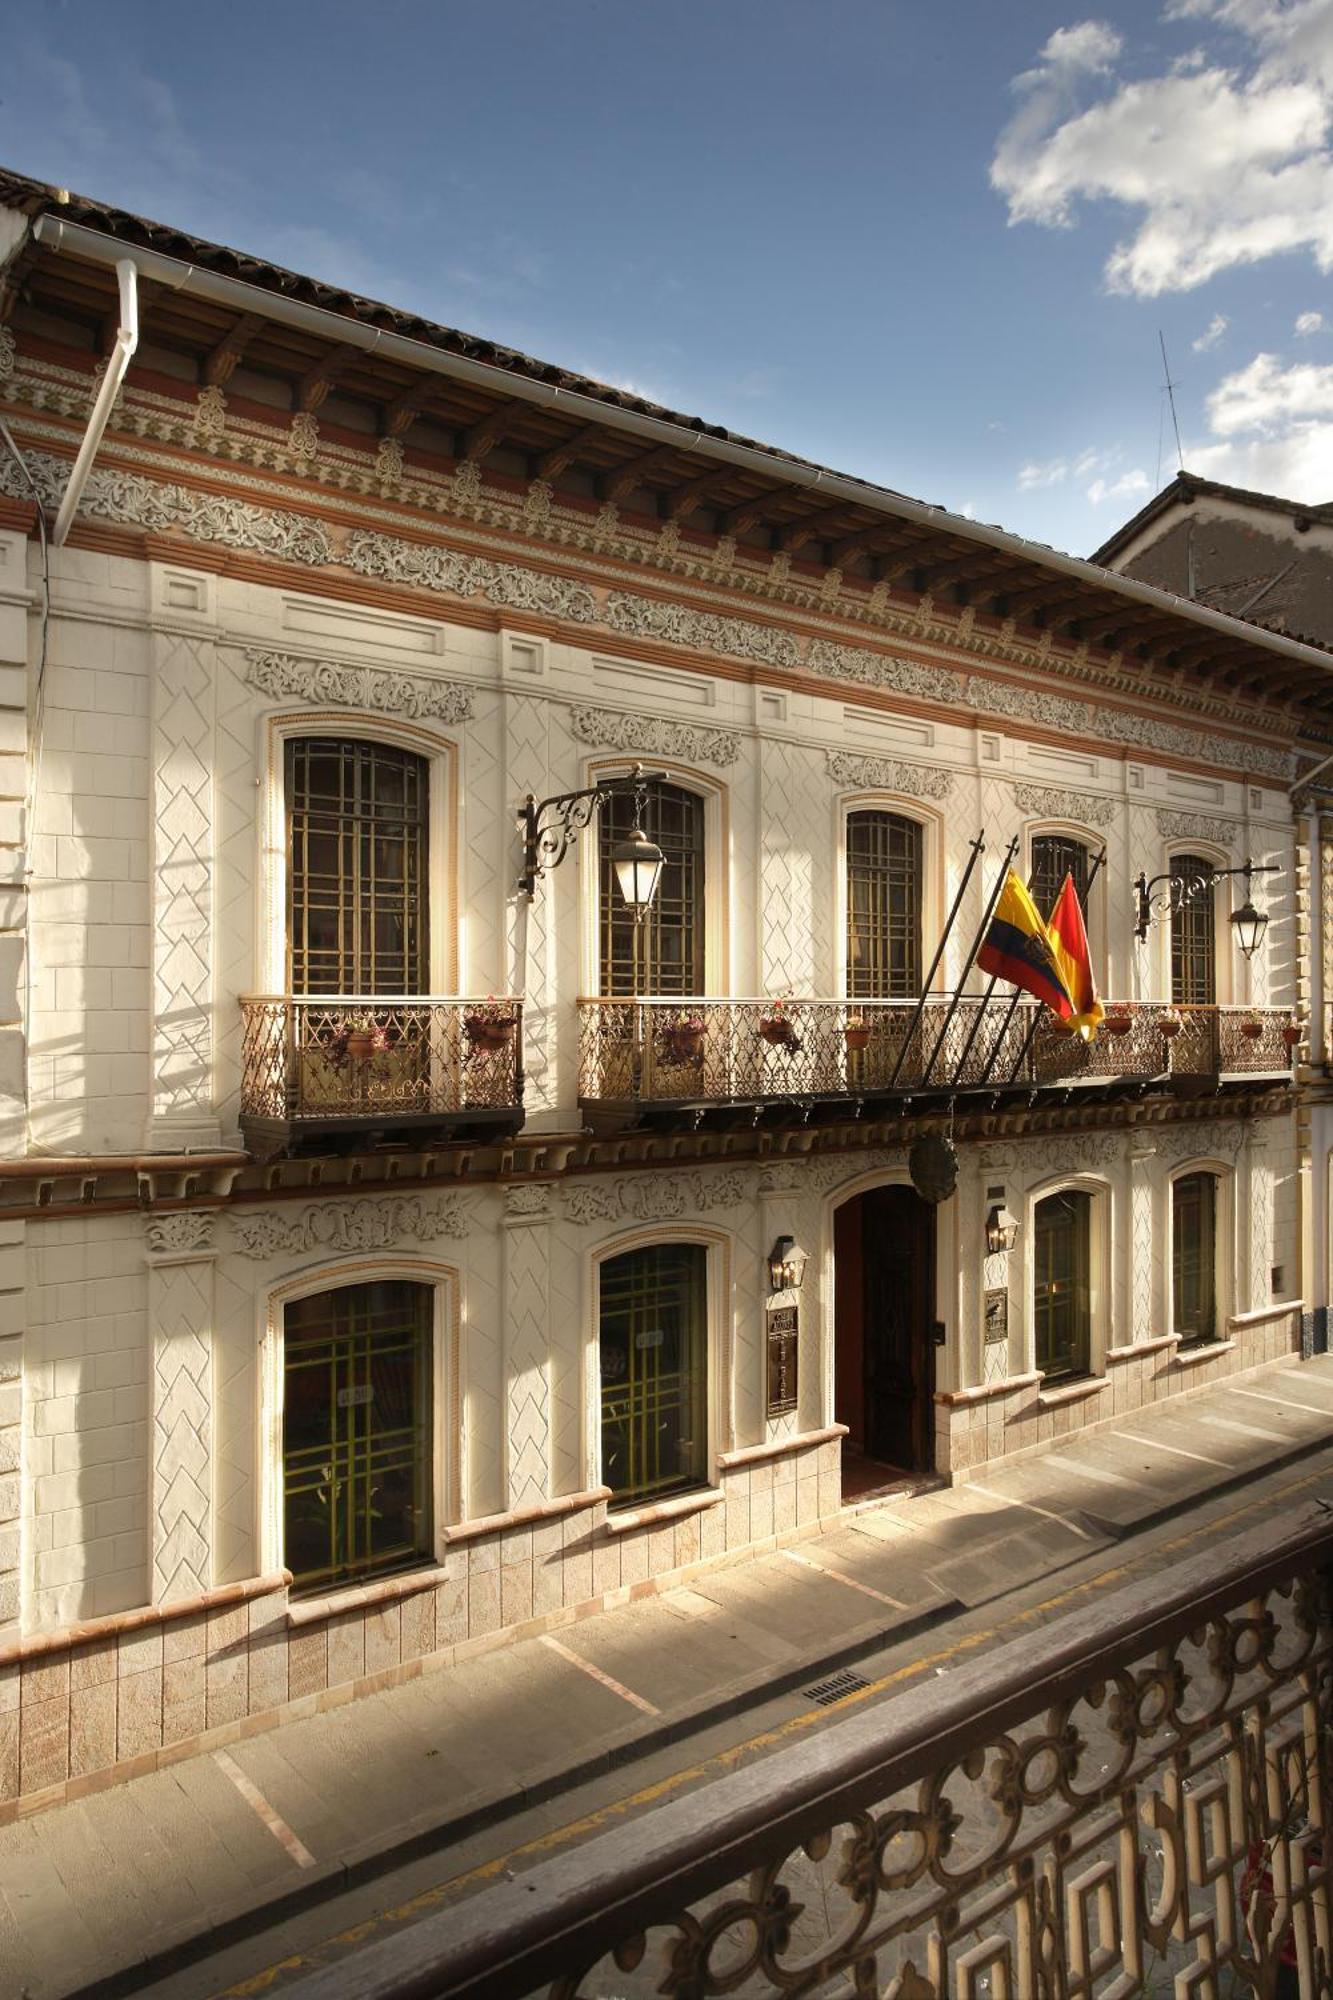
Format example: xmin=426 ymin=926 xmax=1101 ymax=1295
xmin=1132 ymin=855 xmax=1279 ymax=960
xmin=517 ymin=763 xmax=666 ymax=919
xmin=985 ymin=1203 xmax=1019 ymax=1254
xmin=768 ymin=1236 xmax=808 ymax=1293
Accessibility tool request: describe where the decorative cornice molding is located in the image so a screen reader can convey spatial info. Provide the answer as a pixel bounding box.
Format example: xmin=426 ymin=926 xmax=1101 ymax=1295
xmin=243 ymin=648 xmax=474 ymax=723
xmin=0 ymin=328 xmax=15 ymax=384
xmin=826 ymin=750 xmax=953 ymax=801
xmin=570 ymin=704 xmax=741 ymax=769
xmin=1012 ymin=783 xmax=1117 ymax=828
xmin=145 ymin=1210 xmax=216 ymax=1257
xmin=0 ymin=440 xmax=1300 ymax=782
xmin=563 ymin=1168 xmax=749 ymax=1226
xmin=228 ymin=1194 xmax=468 ymax=1256
xmin=1154 ymin=808 xmax=1240 ymax=848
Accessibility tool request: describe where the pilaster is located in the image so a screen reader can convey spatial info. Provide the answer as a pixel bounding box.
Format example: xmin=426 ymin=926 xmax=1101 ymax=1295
xmin=1245 ymin=1127 xmax=1274 ymax=1315
xmin=0 ymin=1221 xmax=24 ymax=1633
xmin=145 ymin=1212 xmax=216 ymax=1604
xmin=0 ymin=529 xmax=30 ymax=1158
xmin=502 ymin=1185 xmax=553 ymax=1509
xmin=1127 ymin=1138 xmax=1158 ymax=1341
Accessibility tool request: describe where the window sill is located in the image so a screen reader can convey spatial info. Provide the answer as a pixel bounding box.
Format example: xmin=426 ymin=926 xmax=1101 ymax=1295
xmin=286 ymin=1561 xmax=447 ymax=1629
xmin=1036 ymin=1375 xmax=1110 ymax=1411
xmin=1172 ymin=1337 xmax=1237 ymax=1368
xmin=603 ymin=1486 xmax=724 ymax=1535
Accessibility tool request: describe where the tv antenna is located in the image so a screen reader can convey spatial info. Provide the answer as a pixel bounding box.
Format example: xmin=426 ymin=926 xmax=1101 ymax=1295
xmin=1159 ymin=330 xmax=1184 ymax=479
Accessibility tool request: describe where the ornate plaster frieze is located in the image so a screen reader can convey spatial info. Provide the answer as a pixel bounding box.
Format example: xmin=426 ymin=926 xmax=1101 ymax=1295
xmin=1012 ymin=1130 xmax=1122 ymax=1176
xmin=288 ymin=412 xmax=320 ymax=462
xmin=243 ymin=648 xmax=474 ymax=723
xmin=0 ymin=328 xmax=14 ymax=384
xmin=228 ymin=1194 xmax=468 ymax=1256
xmin=192 ymin=385 xmax=227 ymax=442
xmin=826 ymin=750 xmax=953 ymax=801
xmin=968 ymin=677 xmax=1292 ymax=782
xmin=1011 ymin=783 xmax=1117 ymax=828
xmin=0 ymin=438 xmax=1301 ymax=782
xmin=563 ymin=1168 xmax=749 ymax=1226
xmin=1154 ymin=808 xmax=1240 ymax=848
xmin=145 ymin=1210 xmax=217 ymax=1257
xmin=791 ymin=1149 xmax=905 ymax=1196
xmin=504 ymin=1183 xmax=551 ymax=1217
xmin=1152 ymin=1119 xmax=1246 ymax=1163
xmin=570 ymin=704 xmax=741 ymax=769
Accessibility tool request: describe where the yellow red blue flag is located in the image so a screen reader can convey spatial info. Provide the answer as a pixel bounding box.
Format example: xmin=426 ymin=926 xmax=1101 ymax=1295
xmin=1046 ymin=874 xmax=1103 ymax=1041
xmin=976 ymin=869 xmax=1075 ymax=1020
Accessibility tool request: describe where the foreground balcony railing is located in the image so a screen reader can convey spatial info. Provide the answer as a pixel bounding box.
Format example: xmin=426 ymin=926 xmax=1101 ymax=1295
xmin=579 ymin=997 xmax=1297 ymax=1114
xmin=300 ymin=1502 xmax=1333 ymax=1999
xmin=240 ymin=995 xmax=524 ymax=1153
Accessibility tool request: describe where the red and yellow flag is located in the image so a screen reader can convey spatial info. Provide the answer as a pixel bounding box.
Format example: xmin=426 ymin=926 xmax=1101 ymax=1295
xmin=1046 ymin=874 xmax=1103 ymax=1041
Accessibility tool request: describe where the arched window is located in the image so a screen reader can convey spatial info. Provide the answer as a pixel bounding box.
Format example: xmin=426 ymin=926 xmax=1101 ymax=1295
xmin=599 ymin=779 xmax=705 ymax=997
xmin=283 ymin=1279 xmax=434 ymax=1593
xmin=599 ymin=1242 xmax=708 ymax=1505
xmin=1030 ymin=833 xmax=1091 ymax=924
xmin=1033 ymin=1189 xmax=1092 ymax=1381
xmin=846 ymin=811 xmax=923 ymax=998
xmin=1170 ymin=853 xmax=1216 ymax=1005
xmin=286 ymin=738 xmax=429 ymax=996
xmin=1172 ymin=1171 xmax=1219 ymax=1345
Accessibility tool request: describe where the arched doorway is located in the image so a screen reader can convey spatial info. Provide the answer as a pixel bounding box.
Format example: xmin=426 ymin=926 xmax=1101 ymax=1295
xmin=834 ymin=1184 xmax=936 ymax=1498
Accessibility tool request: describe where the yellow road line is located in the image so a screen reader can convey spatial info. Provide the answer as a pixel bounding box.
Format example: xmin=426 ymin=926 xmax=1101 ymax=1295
xmin=214 ymin=1751 xmax=317 ymax=1871
xmin=539 ymin=1634 xmax=661 ymax=1715
xmin=212 ymin=1456 xmax=1333 ymax=1998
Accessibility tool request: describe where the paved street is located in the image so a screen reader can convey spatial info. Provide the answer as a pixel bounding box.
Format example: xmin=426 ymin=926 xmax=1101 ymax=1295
xmin=2 ymin=1353 xmax=1331 ymax=2000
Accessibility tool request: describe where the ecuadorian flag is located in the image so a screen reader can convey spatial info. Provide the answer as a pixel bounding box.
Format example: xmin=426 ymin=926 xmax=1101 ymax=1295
xmin=1047 ymin=873 xmax=1104 ymax=1042
xmin=977 ymin=869 xmax=1075 ymax=1020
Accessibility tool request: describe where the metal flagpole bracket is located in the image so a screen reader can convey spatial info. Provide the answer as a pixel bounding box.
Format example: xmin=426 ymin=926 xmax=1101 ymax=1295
xmin=517 ymin=765 xmax=665 ymax=902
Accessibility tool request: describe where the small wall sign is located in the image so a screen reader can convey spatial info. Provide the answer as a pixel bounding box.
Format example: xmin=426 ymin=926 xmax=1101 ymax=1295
xmin=984 ymin=1288 xmax=1009 ymax=1345
xmin=766 ymin=1303 xmax=799 ymax=1418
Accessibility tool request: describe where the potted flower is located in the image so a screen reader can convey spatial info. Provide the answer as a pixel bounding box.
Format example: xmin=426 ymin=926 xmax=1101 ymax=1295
xmin=844 ymin=1013 xmax=872 ymax=1052
xmin=1282 ymin=1019 xmax=1303 ymax=1050
xmin=328 ymin=1012 xmax=383 ymax=1065
xmin=1238 ymin=1015 xmax=1265 ymax=1041
xmin=759 ymin=998 xmax=801 ymax=1052
xmin=464 ymin=997 xmax=517 ymax=1051
xmin=1157 ymin=1007 xmax=1183 ymax=1040
xmin=659 ymin=1012 xmax=707 ymax=1063
xmin=1102 ymin=1009 xmax=1133 ymax=1038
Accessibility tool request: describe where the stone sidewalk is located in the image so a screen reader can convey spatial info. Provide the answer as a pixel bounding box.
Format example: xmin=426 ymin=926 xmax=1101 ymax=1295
xmin=3 ymin=1352 xmax=1332 ymax=2000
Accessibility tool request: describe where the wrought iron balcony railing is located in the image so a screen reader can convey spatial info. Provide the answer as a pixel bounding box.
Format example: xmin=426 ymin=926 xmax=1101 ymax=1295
xmin=579 ymin=997 xmax=1297 ymax=1113
xmin=239 ymin=996 xmax=524 ymax=1153
xmin=291 ymin=1502 xmax=1333 ymax=1999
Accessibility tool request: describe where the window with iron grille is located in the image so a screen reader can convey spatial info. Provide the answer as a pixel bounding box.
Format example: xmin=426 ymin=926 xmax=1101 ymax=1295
xmin=1030 ymin=834 xmax=1091 ymax=925
xmin=286 ymin=739 xmax=429 ymax=996
xmin=599 ymin=1243 xmax=708 ymax=1506
xmin=1171 ymin=853 xmax=1216 ymax=1005
xmin=599 ymin=780 xmax=704 ymax=997
xmin=846 ymin=811 xmax=923 ymax=998
xmin=1173 ymin=1171 xmax=1218 ymax=1346
xmin=283 ymin=1280 xmax=434 ymax=1594
xmin=1033 ymin=1189 xmax=1092 ymax=1381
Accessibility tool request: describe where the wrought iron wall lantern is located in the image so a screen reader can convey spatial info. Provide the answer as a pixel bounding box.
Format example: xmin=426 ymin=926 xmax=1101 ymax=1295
xmin=1132 ymin=855 xmax=1279 ymax=959
xmin=517 ymin=763 xmax=666 ymax=917
xmin=768 ymin=1236 xmax=808 ymax=1293
xmin=985 ymin=1203 xmax=1020 ymax=1254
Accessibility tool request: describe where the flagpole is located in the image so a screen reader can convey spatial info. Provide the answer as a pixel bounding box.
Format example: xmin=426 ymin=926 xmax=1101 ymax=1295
xmin=1003 ymin=847 xmax=1108 ymax=1088
xmin=887 ymin=832 xmax=986 ymax=1091
xmin=922 ymin=835 xmax=1021 ymax=1089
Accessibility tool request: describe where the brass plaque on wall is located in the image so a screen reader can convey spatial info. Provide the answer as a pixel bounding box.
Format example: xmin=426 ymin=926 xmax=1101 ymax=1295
xmin=766 ymin=1303 xmax=799 ymax=1417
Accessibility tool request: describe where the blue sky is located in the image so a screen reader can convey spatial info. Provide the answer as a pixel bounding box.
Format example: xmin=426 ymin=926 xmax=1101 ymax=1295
xmin=2 ymin=0 xmax=1332 ymax=556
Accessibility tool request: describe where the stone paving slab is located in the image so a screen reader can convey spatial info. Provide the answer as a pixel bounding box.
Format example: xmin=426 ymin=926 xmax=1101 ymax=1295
xmin=4 ymin=1353 xmax=1331 ymax=2000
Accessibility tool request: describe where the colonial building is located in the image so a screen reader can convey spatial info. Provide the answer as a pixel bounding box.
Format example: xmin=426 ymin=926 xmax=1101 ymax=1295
xmin=0 ymin=168 xmax=1322 ymax=1812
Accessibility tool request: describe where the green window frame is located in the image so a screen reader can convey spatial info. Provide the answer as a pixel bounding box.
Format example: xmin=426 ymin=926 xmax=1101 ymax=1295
xmin=286 ymin=737 xmax=430 ymax=997
xmin=599 ymin=779 xmax=705 ymax=998
xmin=599 ymin=1242 xmax=708 ymax=1506
xmin=846 ymin=810 xmax=923 ymax=999
xmin=1172 ymin=1171 xmax=1218 ymax=1346
xmin=1033 ymin=1189 xmax=1093 ymax=1382
xmin=283 ymin=1279 xmax=434 ymax=1594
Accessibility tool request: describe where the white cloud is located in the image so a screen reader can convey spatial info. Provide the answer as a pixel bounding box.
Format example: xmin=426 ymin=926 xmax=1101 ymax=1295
xmin=1206 ymin=350 xmax=1333 ymax=432
xmin=1296 ymin=309 xmax=1326 ymax=333
xmin=1182 ymin=344 xmax=1333 ymax=495
xmin=1017 ymin=445 xmax=1113 ymax=489
xmin=1087 ymin=469 xmax=1152 ymax=504
xmin=1193 ymin=312 xmax=1229 ymax=350
xmin=991 ymin=2 xmax=1333 ymax=296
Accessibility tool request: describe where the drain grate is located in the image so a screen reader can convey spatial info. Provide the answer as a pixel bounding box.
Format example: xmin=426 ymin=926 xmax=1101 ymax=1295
xmin=802 ymin=1668 xmax=870 ymax=1706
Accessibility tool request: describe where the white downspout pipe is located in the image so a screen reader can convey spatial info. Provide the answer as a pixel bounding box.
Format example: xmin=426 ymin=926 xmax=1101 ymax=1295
xmin=51 ymin=256 xmax=138 ymax=547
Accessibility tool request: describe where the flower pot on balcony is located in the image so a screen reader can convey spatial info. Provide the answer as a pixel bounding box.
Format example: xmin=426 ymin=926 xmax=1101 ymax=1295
xmin=844 ymin=1022 xmax=872 ymax=1052
xmin=1282 ymin=1023 xmax=1303 ymax=1049
xmin=660 ymin=1023 xmax=705 ymax=1064
xmin=344 ymin=1028 xmax=377 ymax=1062
xmin=1158 ymin=1012 xmax=1183 ymax=1040
xmin=465 ymin=1012 xmax=516 ymax=1052
xmin=1103 ymin=1013 xmax=1133 ymax=1038
xmin=1239 ymin=1018 xmax=1264 ymax=1041
xmin=759 ymin=1016 xmax=801 ymax=1053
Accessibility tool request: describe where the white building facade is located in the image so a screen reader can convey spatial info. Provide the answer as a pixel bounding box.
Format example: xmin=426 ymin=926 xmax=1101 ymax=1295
xmin=0 ymin=171 xmax=1319 ymax=1812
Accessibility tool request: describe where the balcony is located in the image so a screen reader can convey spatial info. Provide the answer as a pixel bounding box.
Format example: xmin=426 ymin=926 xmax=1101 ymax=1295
xmin=240 ymin=996 xmax=524 ymax=1156
xmin=578 ymin=997 xmax=1296 ymax=1125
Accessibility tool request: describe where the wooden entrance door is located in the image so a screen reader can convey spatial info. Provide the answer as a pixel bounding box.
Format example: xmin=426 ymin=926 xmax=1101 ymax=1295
xmin=834 ymin=1185 xmax=935 ymax=1474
